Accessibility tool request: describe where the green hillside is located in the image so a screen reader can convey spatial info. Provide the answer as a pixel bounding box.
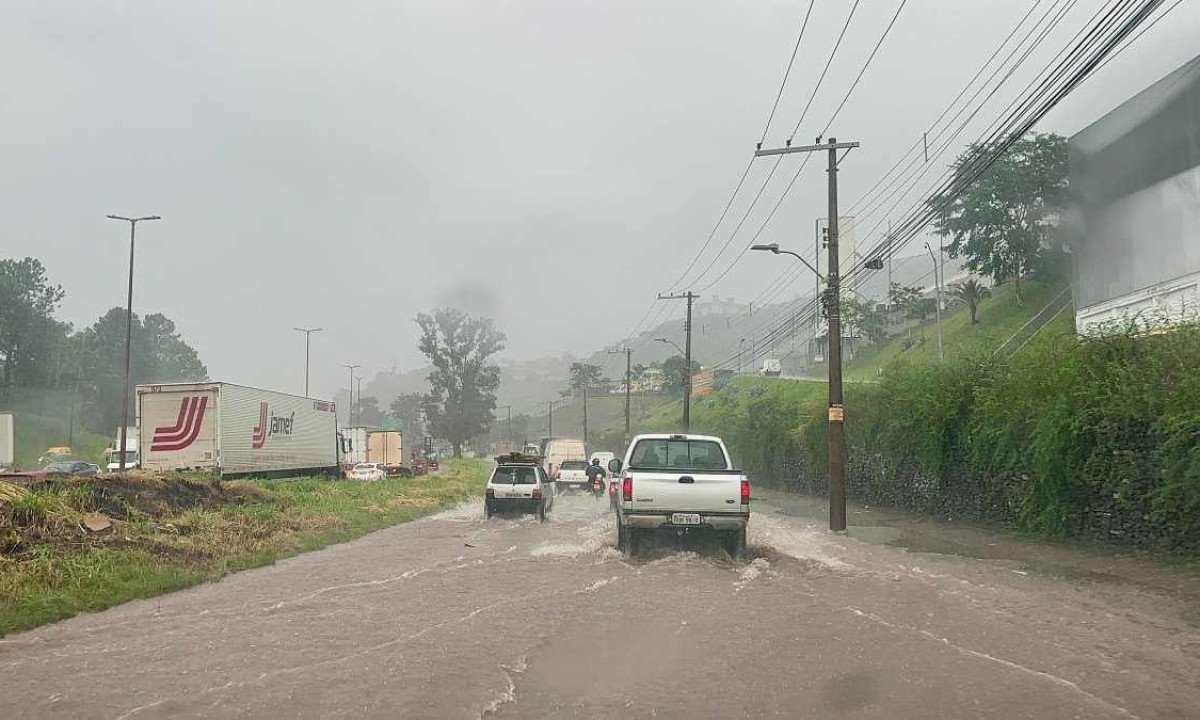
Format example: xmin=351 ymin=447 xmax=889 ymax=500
xmin=841 ymin=279 xmax=1072 ymax=381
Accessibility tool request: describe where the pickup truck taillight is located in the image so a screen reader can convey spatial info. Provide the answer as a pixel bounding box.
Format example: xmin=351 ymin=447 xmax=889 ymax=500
xmin=622 ymin=474 xmax=633 ymax=502
xmin=740 ymin=479 xmax=751 ymax=504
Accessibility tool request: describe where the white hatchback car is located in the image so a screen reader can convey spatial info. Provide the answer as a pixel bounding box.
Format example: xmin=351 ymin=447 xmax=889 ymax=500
xmin=349 ymin=463 xmax=386 ymax=481
xmin=485 ymin=461 xmax=554 ymax=521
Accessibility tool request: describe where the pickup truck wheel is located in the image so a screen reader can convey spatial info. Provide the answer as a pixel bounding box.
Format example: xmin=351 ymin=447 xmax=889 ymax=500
xmin=725 ymin=528 xmax=747 ymax=559
xmin=623 ymin=527 xmax=639 ymax=559
xmin=616 ymin=519 xmax=626 ymax=551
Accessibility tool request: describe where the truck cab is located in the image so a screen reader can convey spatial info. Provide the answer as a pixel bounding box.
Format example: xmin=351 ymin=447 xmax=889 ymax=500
xmin=611 ymin=433 xmax=750 ymax=558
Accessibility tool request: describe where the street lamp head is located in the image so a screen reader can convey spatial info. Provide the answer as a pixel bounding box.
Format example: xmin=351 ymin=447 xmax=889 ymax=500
xmin=751 ymin=243 xmax=781 ymax=254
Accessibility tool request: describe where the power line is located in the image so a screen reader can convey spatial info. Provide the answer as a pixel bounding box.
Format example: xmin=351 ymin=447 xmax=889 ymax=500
xmin=819 ymin=0 xmax=911 ymax=137
xmin=788 ymin=0 xmax=865 ymax=142
xmin=844 ymin=0 xmax=1053 ymax=216
xmin=759 ymin=0 xmax=819 ymax=144
xmin=844 ymin=0 xmax=1164 ymax=292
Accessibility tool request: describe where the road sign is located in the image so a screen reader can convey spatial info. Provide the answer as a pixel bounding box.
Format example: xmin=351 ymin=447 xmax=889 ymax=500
xmin=382 ymin=414 xmax=404 ymax=431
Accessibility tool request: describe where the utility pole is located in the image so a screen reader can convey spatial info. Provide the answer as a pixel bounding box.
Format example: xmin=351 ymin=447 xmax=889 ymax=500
xmin=294 ymin=326 xmax=322 ymax=397
xmin=657 ymin=291 xmax=699 ymax=431
xmin=607 ymin=348 xmax=632 ymax=441
xmin=106 ymin=214 xmax=161 ymax=471
xmin=925 ymin=242 xmax=945 ymax=361
xmin=342 ymin=364 xmax=360 ymax=426
xmin=582 ymin=385 xmax=589 ymax=443
xmin=755 ymin=137 xmax=859 ymax=532
xmin=545 ymin=400 xmax=559 ymax=437
xmin=886 ymin=220 xmax=894 ymax=308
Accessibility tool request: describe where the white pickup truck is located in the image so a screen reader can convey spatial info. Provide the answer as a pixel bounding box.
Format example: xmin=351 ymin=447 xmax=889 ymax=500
xmin=609 ymin=433 xmax=750 ymax=558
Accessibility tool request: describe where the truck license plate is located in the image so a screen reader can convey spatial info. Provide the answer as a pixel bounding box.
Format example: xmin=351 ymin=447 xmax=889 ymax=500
xmin=671 ymin=513 xmax=701 ymax=525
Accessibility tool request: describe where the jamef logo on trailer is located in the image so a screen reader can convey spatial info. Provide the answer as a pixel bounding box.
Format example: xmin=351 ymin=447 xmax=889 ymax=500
xmin=150 ymin=396 xmax=209 ymax=451
xmin=251 ymin=403 xmax=295 ymax=449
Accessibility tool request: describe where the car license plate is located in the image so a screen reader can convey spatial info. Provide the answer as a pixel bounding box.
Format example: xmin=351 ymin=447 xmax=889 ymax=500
xmin=671 ymin=513 xmax=701 ymax=525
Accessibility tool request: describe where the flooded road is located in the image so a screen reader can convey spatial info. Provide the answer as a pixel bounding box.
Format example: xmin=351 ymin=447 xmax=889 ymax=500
xmin=3 ymin=488 xmax=1200 ymax=718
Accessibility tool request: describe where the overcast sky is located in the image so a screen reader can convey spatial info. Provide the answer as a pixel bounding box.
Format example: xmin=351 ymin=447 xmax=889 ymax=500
xmin=5 ymin=0 xmax=1197 ymax=399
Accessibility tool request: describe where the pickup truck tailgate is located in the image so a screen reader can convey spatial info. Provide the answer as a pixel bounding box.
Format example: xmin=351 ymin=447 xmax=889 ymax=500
xmin=630 ymin=471 xmax=742 ymax=513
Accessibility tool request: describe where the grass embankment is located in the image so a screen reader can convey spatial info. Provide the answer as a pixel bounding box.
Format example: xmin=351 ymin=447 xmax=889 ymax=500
xmin=0 ymin=459 xmax=489 ymax=637
xmin=843 ymin=279 xmax=1067 ymax=380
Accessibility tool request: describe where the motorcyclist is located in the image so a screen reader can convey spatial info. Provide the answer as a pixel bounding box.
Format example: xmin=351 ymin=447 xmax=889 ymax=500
xmin=585 ymin=458 xmax=607 ymax=482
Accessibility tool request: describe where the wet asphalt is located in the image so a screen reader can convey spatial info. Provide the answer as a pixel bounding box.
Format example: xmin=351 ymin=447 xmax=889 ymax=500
xmin=2 ymin=488 xmax=1199 ymax=719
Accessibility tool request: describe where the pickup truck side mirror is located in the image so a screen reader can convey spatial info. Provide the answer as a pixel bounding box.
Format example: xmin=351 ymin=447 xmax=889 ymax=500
xmin=607 ymin=458 xmax=622 ymax=474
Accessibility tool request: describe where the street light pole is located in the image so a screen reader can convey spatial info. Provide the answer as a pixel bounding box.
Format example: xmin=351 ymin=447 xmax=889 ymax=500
xmin=753 ymin=137 xmax=861 ymax=532
xmin=106 ymin=214 xmax=161 ymax=472
xmin=925 ymin=242 xmax=945 ymax=361
xmin=356 ymin=377 xmax=364 ymax=425
xmin=294 ymin=327 xmax=322 ymax=397
xmin=342 ymin=364 xmax=360 ymax=426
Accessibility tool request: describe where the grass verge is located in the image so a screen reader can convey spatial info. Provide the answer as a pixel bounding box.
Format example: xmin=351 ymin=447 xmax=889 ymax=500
xmin=0 ymin=459 xmax=489 ymax=637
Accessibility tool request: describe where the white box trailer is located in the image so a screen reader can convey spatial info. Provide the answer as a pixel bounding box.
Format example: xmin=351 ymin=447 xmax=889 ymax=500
xmin=0 ymin=412 xmax=14 ymax=470
xmin=137 ymin=382 xmax=338 ymax=477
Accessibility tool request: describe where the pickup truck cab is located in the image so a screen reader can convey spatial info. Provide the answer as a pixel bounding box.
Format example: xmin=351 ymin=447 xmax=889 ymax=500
xmin=486 ymin=454 xmax=555 ymax=521
xmin=610 ymin=433 xmax=750 ymax=558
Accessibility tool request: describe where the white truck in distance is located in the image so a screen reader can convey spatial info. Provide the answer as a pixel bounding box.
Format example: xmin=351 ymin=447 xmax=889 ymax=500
xmin=610 ymin=433 xmax=750 ymax=558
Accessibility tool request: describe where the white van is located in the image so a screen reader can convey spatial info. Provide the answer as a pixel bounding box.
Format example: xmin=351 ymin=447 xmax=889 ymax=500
xmin=542 ymin=438 xmax=586 ymax=479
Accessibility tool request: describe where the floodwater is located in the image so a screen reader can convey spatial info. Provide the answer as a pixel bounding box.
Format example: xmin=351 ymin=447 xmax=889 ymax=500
xmin=2 ymin=488 xmax=1199 ymax=718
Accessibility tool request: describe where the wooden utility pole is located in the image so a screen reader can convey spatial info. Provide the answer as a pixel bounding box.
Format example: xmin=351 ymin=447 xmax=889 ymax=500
xmin=608 ymin=348 xmax=632 ymax=441
xmin=755 ymin=137 xmax=859 ymax=532
xmin=657 ymin=291 xmax=699 ymax=431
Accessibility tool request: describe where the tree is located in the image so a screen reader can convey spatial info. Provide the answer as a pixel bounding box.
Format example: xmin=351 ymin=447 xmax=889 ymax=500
xmin=355 ymin=396 xmax=384 ymax=426
xmin=631 ymin=363 xmax=649 ymax=382
xmin=954 ymin=279 xmax=992 ymax=324
xmin=416 ymin=308 xmax=506 ymax=458
xmin=74 ymin=308 xmax=208 ymax=432
xmin=389 ymin=393 xmax=426 ymax=440
xmin=888 ymin=283 xmax=921 ymax=315
xmin=657 ymin=355 xmax=701 ymax=398
xmin=0 ymin=257 xmax=66 ymax=400
xmin=843 ymin=297 xmax=889 ymax=345
xmin=566 ymin=362 xmax=605 ymax=393
xmin=928 ymin=132 xmax=1067 ymax=291
xmin=141 ymin=313 xmax=207 ymax=381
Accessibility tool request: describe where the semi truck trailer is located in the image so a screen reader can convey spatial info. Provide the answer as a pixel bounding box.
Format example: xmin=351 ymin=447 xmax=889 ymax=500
xmin=137 ymin=382 xmax=338 ymax=477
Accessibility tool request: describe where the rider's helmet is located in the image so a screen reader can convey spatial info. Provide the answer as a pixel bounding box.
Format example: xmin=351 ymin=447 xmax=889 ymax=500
xmin=591 ymin=458 xmax=600 ymax=466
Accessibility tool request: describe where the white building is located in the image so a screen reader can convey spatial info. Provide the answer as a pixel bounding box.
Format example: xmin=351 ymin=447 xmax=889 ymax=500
xmin=1070 ymin=55 xmax=1200 ymax=333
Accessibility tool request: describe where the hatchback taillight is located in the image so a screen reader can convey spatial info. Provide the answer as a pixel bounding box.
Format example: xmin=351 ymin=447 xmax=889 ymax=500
xmin=486 ymin=487 xmax=494 ymax=498
xmin=532 ymin=488 xmax=542 ymax=500
xmin=622 ymin=475 xmax=633 ymax=502
xmin=740 ymin=479 xmax=751 ymax=504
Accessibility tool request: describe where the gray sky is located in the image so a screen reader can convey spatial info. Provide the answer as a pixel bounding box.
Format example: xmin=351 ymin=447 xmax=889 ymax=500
xmin=5 ymin=0 xmax=1197 ymax=400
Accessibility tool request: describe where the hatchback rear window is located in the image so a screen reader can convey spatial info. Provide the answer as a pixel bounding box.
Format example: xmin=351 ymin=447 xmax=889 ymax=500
xmin=492 ymin=467 xmax=538 ymax=485
xmin=629 ymin=439 xmax=727 ymax=470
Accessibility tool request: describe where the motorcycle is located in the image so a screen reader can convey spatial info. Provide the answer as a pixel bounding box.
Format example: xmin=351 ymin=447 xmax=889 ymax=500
xmin=590 ymin=472 xmax=606 ymax=500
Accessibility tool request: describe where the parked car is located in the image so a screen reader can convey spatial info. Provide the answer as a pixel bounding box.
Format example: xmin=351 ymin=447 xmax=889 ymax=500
xmin=348 ymin=462 xmax=386 ymax=481
xmin=611 ymin=433 xmax=750 ymax=558
xmin=43 ymin=461 xmax=99 ymax=477
xmin=485 ymin=458 xmax=554 ymax=521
